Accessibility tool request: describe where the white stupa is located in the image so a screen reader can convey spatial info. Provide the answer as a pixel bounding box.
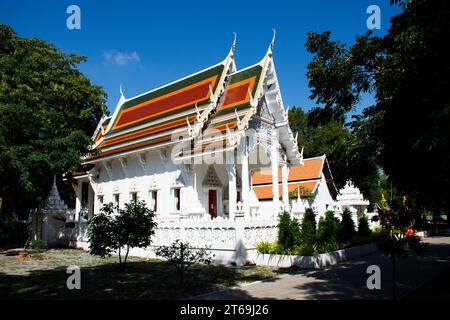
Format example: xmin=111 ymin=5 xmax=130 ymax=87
xmin=42 ymin=176 xmax=69 ymax=216
xmin=40 ymin=176 xmax=72 ymax=246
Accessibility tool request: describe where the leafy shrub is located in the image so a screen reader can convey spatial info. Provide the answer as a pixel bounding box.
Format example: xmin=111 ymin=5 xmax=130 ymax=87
xmin=338 ymin=208 xmax=356 ymax=243
xmin=87 ymin=204 xmax=115 ymax=258
xmin=87 ymin=201 xmax=157 ymax=265
xmin=28 ymin=239 xmax=47 ymax=251
xmin=277 ymin=211 xmax=301 ymax=250
xmin=293 ymin=244 xmax=315 ymax=256
xmin=155 ymin=240 xmax=213 ymax=284
xmin=313 ymin=239 xmax=340 ymax=254
xmin=256 ymin=241 xmax=292 ymax=255
xmin=256 ymin=241 xmax=272 ymax=254
xmin=300 ymin=208 xmax=317 ymax=245
xmin=114 ymin=200 xmax=157 ymax=264
xmin=358 ymin=214 xmax=372 ymax=236
xmin=317 ymin=210 xmax=339 ymax=243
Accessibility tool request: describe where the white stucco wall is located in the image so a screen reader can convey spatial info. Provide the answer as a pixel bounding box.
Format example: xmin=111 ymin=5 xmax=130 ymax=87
xmin=310 ymin=174 xmax=339 ymax=221
xmin=89 ymin=150 xmax=253 ymax=221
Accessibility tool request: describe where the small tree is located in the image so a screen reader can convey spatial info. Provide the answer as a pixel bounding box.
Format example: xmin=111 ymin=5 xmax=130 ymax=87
xmin=317 ymin=210 xmax=339 ymax=243
xmin=114 ymin=200 xmax=157 ymax=265
xmin=300 ymin=208 xmax=317 ymax=245
xmin=338 ymin=208 xmax=356 ymax=243
xmin=155 ymin=240 xmax=212 ymax=285
xmin=376 ymin=200 xmax=426 ymax=300
xmin=87 ymin=201 xmax=157 ymax=266
xmin=357 ymin=214 xmax=371 ymax=237
xmin=87 ymin=203 xmax=115 ymax=258
xmin=277 ymin=211 xmax=301 ymax=252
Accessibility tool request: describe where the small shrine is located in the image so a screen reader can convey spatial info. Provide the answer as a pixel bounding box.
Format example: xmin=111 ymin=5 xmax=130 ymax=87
xmin=337 ymin=180 xmax=370 ymax=227
xmin=32 ymin=176 xmax=73 ymax=246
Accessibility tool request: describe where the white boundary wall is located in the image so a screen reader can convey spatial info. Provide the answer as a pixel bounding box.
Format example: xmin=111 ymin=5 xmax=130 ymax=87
xmin=69 ymin=219 xmax=278 ymax=265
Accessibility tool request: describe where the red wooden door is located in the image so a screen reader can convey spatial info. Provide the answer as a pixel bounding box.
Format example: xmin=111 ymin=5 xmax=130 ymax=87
xmin=208 ymin=190 xmax=217 ymax=218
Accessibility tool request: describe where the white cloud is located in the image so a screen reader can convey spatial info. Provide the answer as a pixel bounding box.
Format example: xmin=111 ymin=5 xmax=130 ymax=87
xmin=103 ymin=50 xmax=140 ymax=66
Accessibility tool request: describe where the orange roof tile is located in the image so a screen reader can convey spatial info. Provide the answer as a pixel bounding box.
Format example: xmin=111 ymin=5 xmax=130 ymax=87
xmin=253 ymin=181 xmax=319 ymax=200
xmin=251 ymin=156 xmax=325 ymax=185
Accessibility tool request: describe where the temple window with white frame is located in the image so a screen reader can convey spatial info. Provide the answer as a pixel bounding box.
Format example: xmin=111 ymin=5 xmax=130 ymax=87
xmin=173 ymin=188 xmax=181 ymax=211
xmin=114 ymin=193 xmax=120 ymax=212
xmin=97 ymin=195 xmax=104 ymax=208
xmin=149 ymin=190 xmax=157 ymax=212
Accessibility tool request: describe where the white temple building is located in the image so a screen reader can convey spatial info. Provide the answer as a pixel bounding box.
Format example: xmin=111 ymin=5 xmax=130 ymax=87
xmin=70 ymin=34 xmax=303 ymax=264
xmin=62 ymin=34 xmax=373 ymax=264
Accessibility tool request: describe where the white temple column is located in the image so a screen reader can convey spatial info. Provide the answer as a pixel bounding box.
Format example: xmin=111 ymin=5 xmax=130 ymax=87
xmin=282 ymin=161 xmax=289 ymax=210
xmin=226 ymin=157 xmax=237 ymax=221
xmin=271 ymin=130 xmax=280 ymax=217
xmin=241 ymin=151 xmax=250 ymax=219
xmin=74 ymin=181 xmax=82 ymax=217
xmin=87 ymin=184 xmax=94 ymax=219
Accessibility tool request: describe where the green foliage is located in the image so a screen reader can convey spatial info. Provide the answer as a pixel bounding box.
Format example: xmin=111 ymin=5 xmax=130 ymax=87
xmin=256 ymin=241 xmax=274 ymax=254
xmin=338 ymin=208 xmax=356 ymax=243
xmin=303 ymin=0 xmax=450 ymax=218
xmin=300 ymin=208 xmax=317 ymax=245
xmin=114 ymin=200 xmax=157 ymax=264
xmin=277 ymin=211 xmax=301 ymax=250
xmin=87 ymin=203 xmax=115 ymax=258
xmin=317 ymin=210 xmax=339 ymax=243
xmin=0 ymin=220 xmax=29 ymax=245
xmin=87 ymin=201 xmax=157 ymax=265
xmin=28 ymin=239 xmax=47 ymax=251
xmin=256 ymin=240 xmax=340 ymax=256
xmin=376 ymin=200 xmax=427 ymax=299
xmin=357 ymin=214 xmax=372 ymax=237
xmin=155 ymin=240 xmax=213 ymax=284
xmin=0 ymin=25 xmax=108 ymax=220
xmin=313 ymin=239 xmax=340 ymax=254
xmin=258 ymin=208 xmax=376 ymax=257
xmin=288 ymin=107 xmax=382 ymax=203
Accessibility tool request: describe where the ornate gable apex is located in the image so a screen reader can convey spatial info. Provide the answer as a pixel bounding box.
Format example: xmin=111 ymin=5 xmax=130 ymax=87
xmin=220 ymin=31 xmax=301 ymax=165
xmin=202 ymin=166 xmax=222 ymax=187
xmin=260 ymin=57 xmax=302 ymax=165
xmin=85 ymin=41 xmax=236 ymax=164
xmin=91 ymin=115 xmax=111 ymax=148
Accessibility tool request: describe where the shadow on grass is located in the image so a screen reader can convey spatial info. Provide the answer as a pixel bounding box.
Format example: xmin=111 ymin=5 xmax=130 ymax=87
xmin=0 ymin=259 xmax=275 ymax=300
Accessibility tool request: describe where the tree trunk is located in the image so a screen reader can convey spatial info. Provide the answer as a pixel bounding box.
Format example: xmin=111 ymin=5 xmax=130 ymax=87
xmin=124 ymin=245 xmax=130 ymax=265
xmin=118 ymin=247 xmax=122 ymax=265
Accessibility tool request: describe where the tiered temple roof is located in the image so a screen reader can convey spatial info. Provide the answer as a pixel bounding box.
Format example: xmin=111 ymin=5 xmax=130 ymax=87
xmin=84 ymin=33 xmax=301 ymax=165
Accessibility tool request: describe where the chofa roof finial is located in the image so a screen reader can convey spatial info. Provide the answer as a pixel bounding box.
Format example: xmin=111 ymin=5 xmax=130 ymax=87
xmin=232 ymin=32 xmax=237 ymax=51
xmin=119 ymin=83 xmax=126 ymax=99
xmin=270 ymin=28 xmax=276 ymax=50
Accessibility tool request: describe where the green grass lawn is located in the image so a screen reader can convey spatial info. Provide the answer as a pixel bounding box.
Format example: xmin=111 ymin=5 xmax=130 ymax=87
xmin=0 ymin=248 xmax=278 ymax=299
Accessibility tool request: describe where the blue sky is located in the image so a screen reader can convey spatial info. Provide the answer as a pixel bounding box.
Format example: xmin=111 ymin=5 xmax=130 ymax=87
xmin=1 ymin=0 xmax=401 ymax=115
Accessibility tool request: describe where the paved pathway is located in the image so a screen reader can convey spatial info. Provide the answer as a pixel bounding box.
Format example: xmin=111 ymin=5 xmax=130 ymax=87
xmin=197 ymin=236 xmax=450 ymax=300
